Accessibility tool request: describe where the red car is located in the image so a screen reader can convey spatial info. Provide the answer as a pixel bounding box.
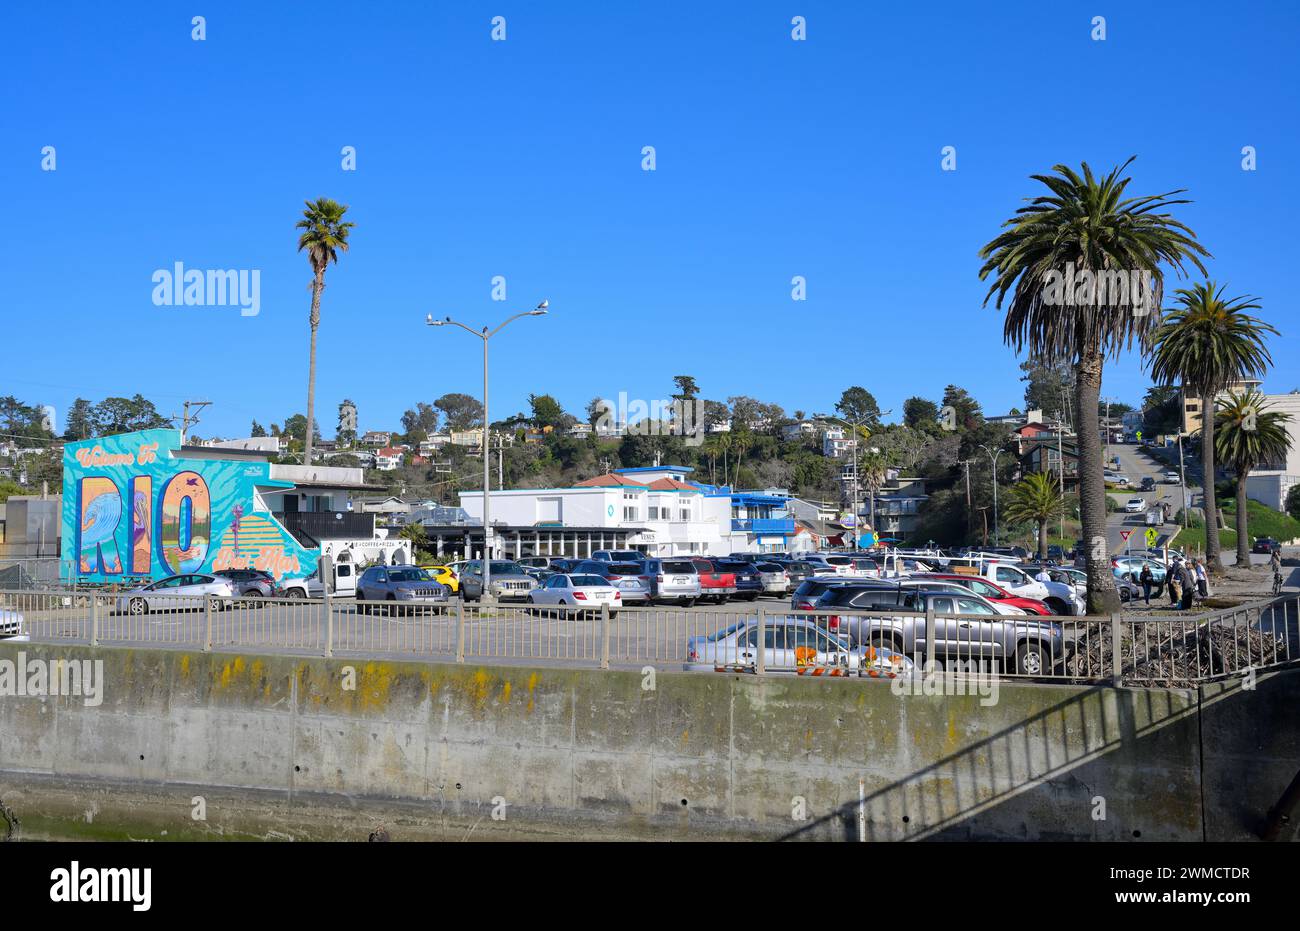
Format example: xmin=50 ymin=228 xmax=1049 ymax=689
xmin=691 ymin=558 xmax=737 ymax=604
xmin=914 ymin=573 xmax=1051 ymax=615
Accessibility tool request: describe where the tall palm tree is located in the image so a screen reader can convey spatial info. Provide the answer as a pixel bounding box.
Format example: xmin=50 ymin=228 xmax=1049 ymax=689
xmin=296 ymin=198 xmax=355 ymax=465
xmin=1149 ymin=283 xmax=1275 ymax=572
xmin=731 ymin=429 xmax=753 ymax=487
xmin=715 ymin=431 xmax=733 ymax=486
xmin=1003 ymin=472 xmax=1066 ymax=560
xmin=979 ymin=158 xmax=1208 ymax=613
xmin=1214 ymin=390 xmax=1290 ymax=567
xmin=859 ymin=449 xmax=889 ymax=536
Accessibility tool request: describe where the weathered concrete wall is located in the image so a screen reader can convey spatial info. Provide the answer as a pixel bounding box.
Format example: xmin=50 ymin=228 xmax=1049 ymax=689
xmin=0 ymin=642 xmax=1294 ymax=841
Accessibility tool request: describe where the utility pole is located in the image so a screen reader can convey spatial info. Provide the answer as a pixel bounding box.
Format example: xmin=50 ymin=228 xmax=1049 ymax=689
xmin=1058 ymin=410 xmax=1066 ymax=541
xmin=959 ymin=459 xmax=973 ymax=542
xmin=178 ymin=400 xmax=212 ymax=445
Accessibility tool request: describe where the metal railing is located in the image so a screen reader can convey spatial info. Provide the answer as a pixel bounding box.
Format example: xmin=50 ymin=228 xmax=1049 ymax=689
xmin=0 ymin=588 xmax=1295 ymax=687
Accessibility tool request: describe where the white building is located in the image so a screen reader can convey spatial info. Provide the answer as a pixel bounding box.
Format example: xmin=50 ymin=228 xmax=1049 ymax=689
xmin=1243 ymin=390 xmax=1300 ymax=512
xmin=374 ymin=446 xmax=404 ymax=471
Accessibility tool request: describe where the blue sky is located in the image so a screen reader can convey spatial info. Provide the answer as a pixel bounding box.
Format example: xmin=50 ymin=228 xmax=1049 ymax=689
xmin=4 ymin=1 xmax=1297 ymax=439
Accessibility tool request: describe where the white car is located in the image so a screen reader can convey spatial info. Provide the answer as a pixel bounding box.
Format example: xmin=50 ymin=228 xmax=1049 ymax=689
xmin=684 ymin=617 xmax=916 ymax=678
xmin=1124 ymin=497 xmax=1147 ymax=513
xmin=114 ymin=574 xmax=235 ymax=615
xmin=0 ymin=608 xmax=28 ymax=642
xmin=527 ymin=573 xmax=622 ymax=616
xmin=1161 ymin=471 xmax=1181 ymax=484
xmin=984 ymin=562 xmax=1085 ymax=616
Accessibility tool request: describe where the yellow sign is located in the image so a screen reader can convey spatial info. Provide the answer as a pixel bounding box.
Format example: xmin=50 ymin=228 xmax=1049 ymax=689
xmin=1145 ymin=528 xmax=1159 ymax=546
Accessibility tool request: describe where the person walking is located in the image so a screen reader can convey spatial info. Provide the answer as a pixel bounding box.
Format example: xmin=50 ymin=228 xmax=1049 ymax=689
xmin=1179 ymin=559 xmax=1196 ymax=611
xmin=1139 ymin=564 xmax=1153 ymax=606
xmin=1168 ymin=559 xmax=1182 ymax=607
xmin=1195 ymin=559 xmax=1209 ymax=598
xmin=1271 ymin=548 xmax=1284 ymax=594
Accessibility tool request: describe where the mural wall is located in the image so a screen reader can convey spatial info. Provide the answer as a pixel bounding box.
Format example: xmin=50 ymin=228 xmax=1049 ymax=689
xmin=61 ymin=428 xmax=319 ymax=583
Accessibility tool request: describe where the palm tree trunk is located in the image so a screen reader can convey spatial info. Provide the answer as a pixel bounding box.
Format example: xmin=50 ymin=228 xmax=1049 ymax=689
xmin=1235 ymin=474 xmax=1250 ymax=567
xmin=1038 ymin=520 xmax=1047 ymax=561
xmin=1202 ymin=393 xmax=1222 ymax=572
xmin=304 ymin=271 xmax=323 ymax=465
xmin=1075 ymin=350 xmax=1120 ymax=614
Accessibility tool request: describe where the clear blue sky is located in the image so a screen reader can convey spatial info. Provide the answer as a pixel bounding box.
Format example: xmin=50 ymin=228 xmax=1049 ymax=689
xmin=4 ymin=1 xmax=1297 ymax=439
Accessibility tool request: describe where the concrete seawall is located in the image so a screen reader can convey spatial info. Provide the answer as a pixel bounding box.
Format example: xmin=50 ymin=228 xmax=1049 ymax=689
xmin=0 ymin=642 xmax=1295 ymax=841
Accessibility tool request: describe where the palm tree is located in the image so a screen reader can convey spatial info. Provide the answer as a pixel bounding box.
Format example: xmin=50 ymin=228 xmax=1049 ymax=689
xmin=979 ymin=158 xmax=1208 ymax=612
xmin=859 ymin=449 xmax=889 ymax=536
xmin=715 ymin=431 xmax=732 ymax=486
xmin=296 ymin=198 xmax=355 ymax=466
xmin=731 ymin=428 xmax=753 ymax=487
xmin=1213 ymin=389 xmax=1290 ymax=567
xmin=1003 ymin=472 xmax=1066 ymax=560
xmin=1149 ymin=283 xmax=1276 ymax=573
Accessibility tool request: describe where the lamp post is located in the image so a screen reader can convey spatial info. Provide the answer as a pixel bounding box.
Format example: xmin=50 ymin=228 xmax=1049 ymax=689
xmin=823 ymin=410 xmax=887 ymax=549
xmin=980 ymin=444 xmax=1004 ymax=546
xmin=427 ymin=299 xmax=548 ymax=601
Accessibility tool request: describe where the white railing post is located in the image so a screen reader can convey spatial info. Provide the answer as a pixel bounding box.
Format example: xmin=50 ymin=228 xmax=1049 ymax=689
xmin=756 ymin=607 xmax=766 ymax=675
xmin=600 ymin=603 xmax=611 ymax=670
xmin=90 ymin=593 xmax=99 ymax=647
xmin=455 ymin=598 xmax=466 ymax=663
xmin=323 ymin=590 xmax=333 ymax=657
xmin=203 ymin=596 xmax=213 ymax=652
xmin=925 ymin=604 xmax=936 ymax=670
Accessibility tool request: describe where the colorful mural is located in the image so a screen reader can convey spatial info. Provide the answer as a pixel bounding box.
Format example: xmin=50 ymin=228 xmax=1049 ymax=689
xmin=61 ymin=428 xmax=319 ymax=583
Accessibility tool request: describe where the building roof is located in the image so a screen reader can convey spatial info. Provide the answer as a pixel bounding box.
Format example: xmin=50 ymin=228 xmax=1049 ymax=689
xmin=646 ymin=477 xmax=697 ymax=491
xmin=376 ymin=446 xmax=404 ymax=457
xmin=613 ymin=465 xmax=694 ymax=474
xmin=574 ymin=473 xmax=647 ymax=488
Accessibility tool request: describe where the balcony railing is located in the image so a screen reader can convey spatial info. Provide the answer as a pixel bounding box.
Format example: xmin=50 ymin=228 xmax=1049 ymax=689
xmin=731 ymin=518 xmax=795 ymax=534
xmin=274 ymin=510 xmax=376 ymax=545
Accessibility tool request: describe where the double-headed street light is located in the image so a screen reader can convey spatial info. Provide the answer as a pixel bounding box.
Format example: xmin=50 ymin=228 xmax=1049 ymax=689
xmin=426 ymin=299 xmax=548 ymax=601
xmin=979 ymin=443 xmax=1005 ymax=546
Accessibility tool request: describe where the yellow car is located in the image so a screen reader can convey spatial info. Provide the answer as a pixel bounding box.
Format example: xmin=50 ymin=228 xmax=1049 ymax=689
xmin=419 ymin=565 xmax=459 ymax=594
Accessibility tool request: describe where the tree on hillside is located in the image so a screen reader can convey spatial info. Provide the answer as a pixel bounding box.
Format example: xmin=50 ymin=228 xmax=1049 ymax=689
xmin=979 ymin=158 xmax=1209 ymax=612
xmin=434 ymin=393 xmax=484 ymax=432
xmin=528 ymin=394 xmax=566 ymax=429
xmin=672 ymin=376 xmax=699 ymax=401
xmin=401 ymin=402 xmax=439 ymax=439
xmin=903 ymin=397 xmax=939 ymax=431
xmin=1020 ymin=358 xmax=1072 ymax=416
xmin=941 ymin=385 xmax=984 ymax=432
xmin=835 ymin=386 xmax=880 ymax=427
xmin=250 ymin=420 xmax=268 ymax=437
xmin=63 ymin=398 xmax=95 ymax=441
xmin=90 ymin=395 xmax=170 ymax=436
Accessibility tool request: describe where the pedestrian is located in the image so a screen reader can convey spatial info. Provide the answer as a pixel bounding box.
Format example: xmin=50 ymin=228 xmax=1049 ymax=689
xmin=1179 ymin=560 xmax=1196 ymax=610
xmin=1271 ymin=548 xmax=1283 ymax=594
xmin=1034 ymin=565 xmax=1052 ymax=584
xmin=1139 ymin=564 xmax=1153 ymax=605
xmin=1195 ymin=559 xmax=1209 ymax=598
xmin=1168 ymin=559 xmax=1182 ymax=607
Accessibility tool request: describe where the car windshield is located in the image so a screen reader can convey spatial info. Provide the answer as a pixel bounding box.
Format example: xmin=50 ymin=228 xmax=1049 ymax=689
xmin=607 ymin=563 xmax=643 ymax=574
xmin=388 ymin=568 xmax=427 ymax=582
xmin=570 ymin=575 xmax=608 ymax=587
xmin=662 ymin=561 xmax=695 ymax=573
xmin=707 ymin=622 xmax=748 ymax=642
xmin=490 ymin=562 xmax=525 ymax=575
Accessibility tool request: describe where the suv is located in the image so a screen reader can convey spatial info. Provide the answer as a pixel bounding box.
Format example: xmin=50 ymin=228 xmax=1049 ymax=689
xmin=790 ymin=576 xmax=858 ymax=610
xmin=591 ymin=550 xmax=643 ymax=562
xmin=457 ymin=560 xmax=537 ymax=602
xmin=1140 ymin=476 xmax=1157 ymax=491
xmin=692 ymin=558 xmax=737 ymax=603
xmin=215 ymin=568 xmax=280 ymax=598
xmin=715 ymin=559 xmax=763 ymax=600
xmin=575 ymin=560 xmax=651 ymax=603
xmin=819 ymin=587 xmax=1065 ymax=675
xmin=641 ymin=558 xmax=701 ymax=605
xmin=354 ymin=564 xmax=449 ymax=614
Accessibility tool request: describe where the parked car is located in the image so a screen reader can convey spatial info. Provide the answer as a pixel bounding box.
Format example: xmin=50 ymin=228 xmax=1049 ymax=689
xmin=1045 ymin=544 xmax=1066 ymax=564
xmin=115 ymin=574 xmax=235 ymax=616
xmin=715 ymin=559 xmax=763 ymax=600
xmin=821 ymin=588 xmax=1066 ymax=675
xmin=913 ymin=573 xmax=1051 ymax=615
xmin=355 ymin=565 xmax=448 ymax=614
xmin=1113 ymin=571 xmax=1143 ymax=603
xmin=1140 ymin=476 xmax=1157 ymax=491
xmin=590 ymin=550 xmax=643 ymax=562
xmin=214 ymin=568 xmax=280 ymax=598
xmin=692 ymin=557 xmax=737 ymax=603
xmin=1111 ymin=556 xmax=1168 ymax=591
xmin=802 ymin=553 xmax=854 ymax=576
xmin=640 ymin=558 xmax=701 ymax=605
xmin=418 ymin=564 xmax=460 ymax=594
xmin=0 ymin=608 xmax=28 ymax=641
xmin=1252 ymin=537 xmax=1282 ymax=555
xmin=457 ymin=560 xmax=537 ymax=602
xmin=579 ymin=560 xmax=651 ymax=604
xmin=684 ymin=617 xmax=915 ymax=678
xmin=518 ymin=556 xmax=574 ymax=572
xmin=527 ymin=573 xmax=621 ymax=617
xmin=790 ymin=576 xmax=858 ymax=610
xmin=754 ymin=561 xmax=792 ymax=595
xmin=777 ymin=560 xmax=815 ymax=588
xmin=1160 ymin=470 xmax=1181 ymax=484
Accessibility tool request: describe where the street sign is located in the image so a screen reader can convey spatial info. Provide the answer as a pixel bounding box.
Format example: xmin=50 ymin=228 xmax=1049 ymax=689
xmin=1145 ymin=528 xmax=1159 ymax=546
xmin=1120 ymin=530 xmax=1132 ymax=542
xmin=1136 ymin=430 xmax=1142 ymax=441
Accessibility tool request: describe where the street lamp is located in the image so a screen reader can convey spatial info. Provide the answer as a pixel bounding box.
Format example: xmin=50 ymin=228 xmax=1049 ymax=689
xmin=426 ymin=299 xmax=548 ymax=601
xmin=823 ymin=410 xmax=888 ymax=549
xmin=979 ymin=444 xmax=1005 ymax=546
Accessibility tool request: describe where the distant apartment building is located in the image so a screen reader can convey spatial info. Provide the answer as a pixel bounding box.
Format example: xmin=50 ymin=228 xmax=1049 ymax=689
xmin=359 ymin=430 xmax=392 ymax=447
xmin=374 ymin=447 xmax=404 ymax=471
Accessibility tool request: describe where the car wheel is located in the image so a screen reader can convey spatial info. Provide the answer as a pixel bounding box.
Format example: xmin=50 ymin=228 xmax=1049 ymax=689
xmin=1014 ymin=642 xmax=1047 ymax=676
xmin=129 ymin=597 xmax=148 ymax=616
xmin=286 ymin=588 xmax=305 ymax=600
xmin=685 ymin=598 xmax=697 ymax=608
